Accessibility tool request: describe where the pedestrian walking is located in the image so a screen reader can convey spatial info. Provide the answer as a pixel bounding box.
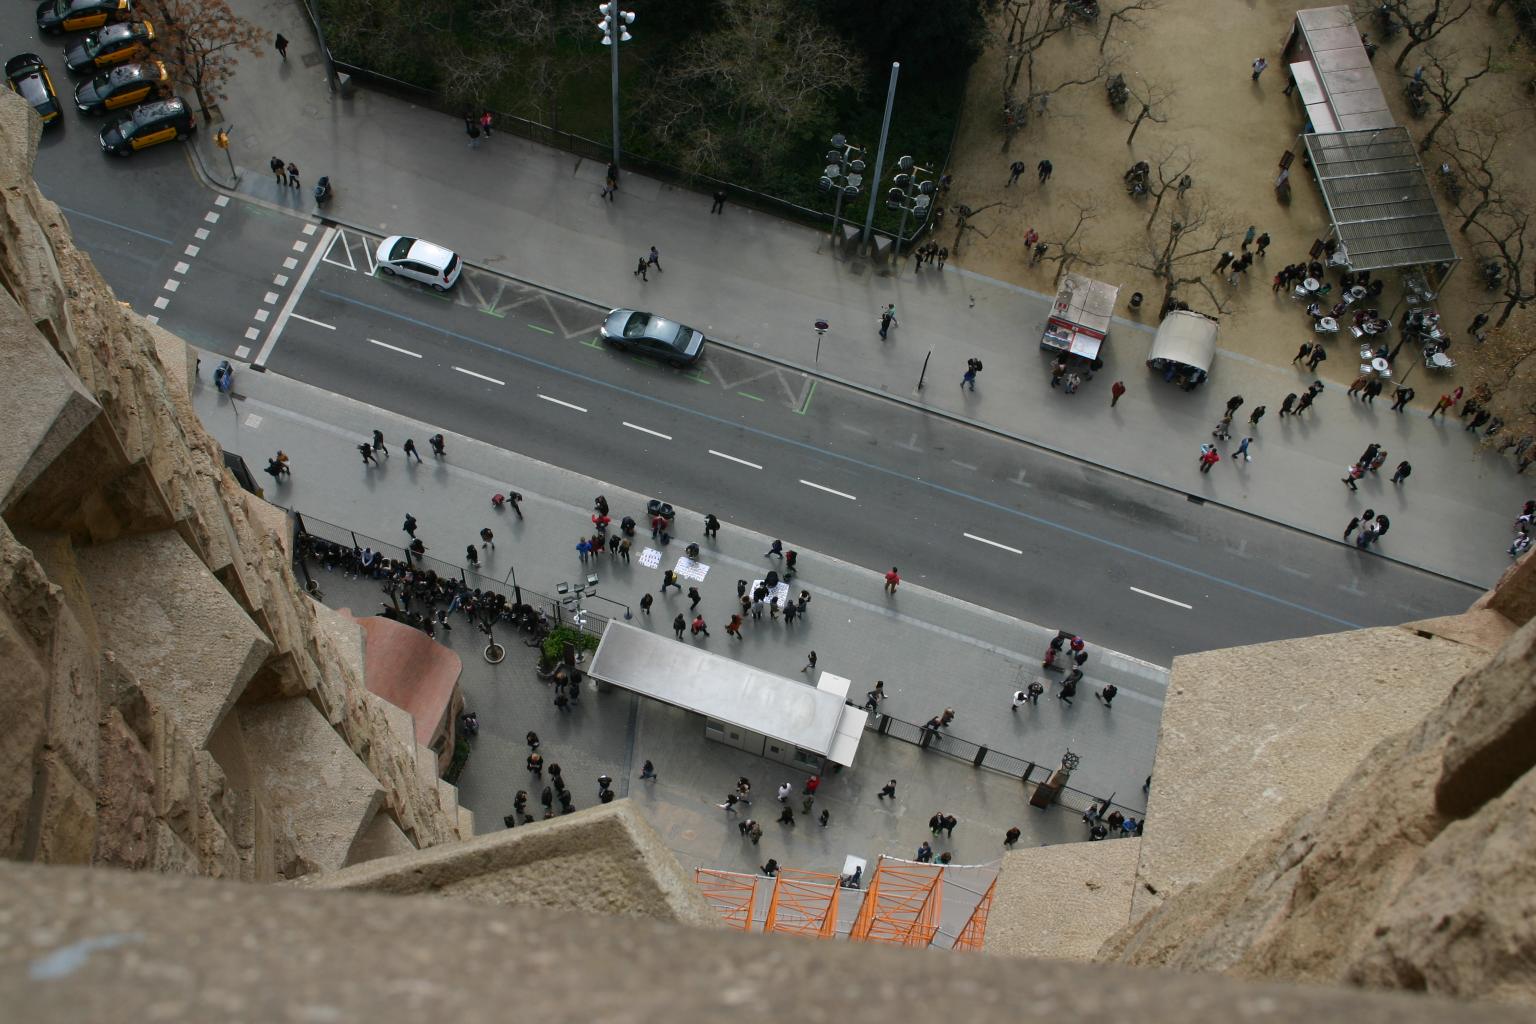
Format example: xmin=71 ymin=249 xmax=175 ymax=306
xmin=1241 ymin=226 xmax=1256 ymax=250
xmin=1278 ymin=393 xmax=1297 ymax=417
xmin=942 ymin=815 xmax=957 ymax=838
xmin=286 ymin=162 xmax=300 ymax=189
xmin=274 ymin=32 xmax=289 ymax=59
xmin=671 ymin=613 xmax=686 ymax=640
xmin=800 ymin=792 xmax=814 ymax=815
xmin=726 ymin=614 xmax=744 ymax=639
xmin=801 ymin=650 xmax=817 ymax=674
xmin=718 ymin=793 xmax=740 ymax=813
xmin=1006 ymin=160 xmax=1025 ymax=186
xmin=937 ymin=247 xmax=948 ymax=269
xmin=864 ymin=681 xmax=886 ymax=712
xmin=1252 ymin=56 xmax=1268 ymax=80
xmin=401 ymin=437 xmax=422 ymax=462
xmin=1295 ymin=390 xmax=1315 ymax=414
xmin=1369 ymin=449 xmax=1388 ymax=474
xmin=710 ymin=189 xmax=727 ymax=214
xmin=368 ymin=429 xmax=388 ymax=457
xmin=1359 ymin=443 xmax=1380 ymax=468
xmin=1225 ymin=395 xmax=1244 ymax=415
xmin=1341 ymin=463 xmax=1364 ymax=490
xmin=961 ymin=364 xmax=978 ymax=391
xmin=878 ymin=779 xmax=897 ymax=799
xmin=1197 ymin=444 xmax=1220 ymax=474
xmin=479 ymin=527 xmax=494 ymax=550
xmin=576 ymin=538 xmax=591 ymax=564
xmin=1469 ymin=312 xmax=1489 ymax=334
xmin=478 ymin=110 xmax=493 ymax=138
xmin=1215 ymin=251 xmax=1234 ymax=274
xmin=690 ymin=614 xmax=709 ymax=638
xmin=634 ymin=256 xmax=648 ymax=281
xmin=358 ymin=442 xmax=377 ymax=465
xmin=1004 ymin=826 xmax=1022 ymax=847
xmin=1234 ymin=436 xmax=1253 ymax=461
xmin=819 ymin=809 xmax=831 ymax=827
xmin=776 ymin=805 xmax=795 ymax=826
xmin=1292 ymin=342 xmax=1312 ymax=365
xmin=465 ymin=544 xmax=480 ymax=568
xmin=1096 ymin=684 xmax=1118 ymax=707
xmin=1307 ymin=345 xmax=1327 ymax=371
xmin=1390 ymin=384 xmax=1414 ymax=412
xmin=1248 ymin=405 xmax=1266 ymax=427
xmin=1391 ymin=460 xmax=1412 ymax=484
xmin=883 ymin=566 xmax=900 ymax=594
xmin=270 ymin=156 xmax=287 ymax=185
xmin=399 ymin=514 xmax=418 ymax=540
xmin=1429 ymin=392 xmax=1453 ymax=419
xmin=647 ymin=246 xmax=662 ymax=272
xmin=1256 ymin=232 xmax=1270 ymax=256
xmin=1372 ymin=514 xmax=1391 ymax=543
xmin=429 ymin=433 xmax=446 ymax=458
xmin=600 ymin=172 xmax=617 ymax=201
xmin=1037 ymin=159 xmax=1053 ymax=183
xmin=660 ymin=569 xmax=681 ymax=592
xmin=704 ymin=513 xmax=720 ymax=539
xmin=687 ymin=586 xmax=702 ymax=611
xmin=639 ymin=592 xmax=653 ymax=615
xmin=1111 ymin=380 xmax=1126 ymax=407
xmin=1347 ymin=375 xmax=1368 ymax=399
xmin=878 ymin=303 xmax=897 ymax=340
xmin=1011 ymin=689 xmax=1029 ymax=711
xmin=1049 ymin=358 xmax=1067 ymax=388
xmin=1363 ymin=379 xmax=1383 ymax=404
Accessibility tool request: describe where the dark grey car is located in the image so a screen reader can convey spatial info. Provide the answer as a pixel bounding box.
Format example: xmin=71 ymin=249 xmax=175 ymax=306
xmin=599 ymin=309 xmax=705 ymax=366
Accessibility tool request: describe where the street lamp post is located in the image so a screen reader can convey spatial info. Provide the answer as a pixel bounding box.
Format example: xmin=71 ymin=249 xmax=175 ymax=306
xmin=817 ymin=133 xmax=865 ymax=250
xmin=597 ymin=3 xmax=636 ymax=170
xmin=860 ymin=61 xmax=901 ymax=254
xmin=886 ymin=155 xmax=934 ymax=264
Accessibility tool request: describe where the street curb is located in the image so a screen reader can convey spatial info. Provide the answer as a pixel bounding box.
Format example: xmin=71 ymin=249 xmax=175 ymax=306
xmin=178 ymin=154 xmax=1484 ymax=593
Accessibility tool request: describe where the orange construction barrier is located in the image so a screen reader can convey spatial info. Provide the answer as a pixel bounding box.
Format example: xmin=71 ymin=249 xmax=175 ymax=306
xmin=763 ymin=868 xmax=841 ymax=938
xmin=847 ymin=857 xmax=944 ymax=946
xmin=951 ymin=876 xmax=997 ymax=951
xmin=694 ymin=868 xmax=759 ymax=931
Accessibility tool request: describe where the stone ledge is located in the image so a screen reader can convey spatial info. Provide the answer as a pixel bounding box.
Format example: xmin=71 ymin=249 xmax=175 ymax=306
xmin=0 ymin=859 xmax=1521 ymax=1024
xmin=987 ymin=838 xmax=1141 ymax=960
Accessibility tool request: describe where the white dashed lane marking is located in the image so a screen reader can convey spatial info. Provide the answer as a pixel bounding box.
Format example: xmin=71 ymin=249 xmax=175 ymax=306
xmin=456 ymin=367 xmax=506 ymax=386
xmin=1129 ymin=587 xmax=1193 ymax=610
xmin=800 ymin=479 xmax=856 ymax=501
xmin=963 ymin=532 xmax=1022 ymax=555
xmin=368 ymin=338 xmax=422 ymax=358
xmin=709 ymin=450 xmax=763 ymax=470
xmin=623 ymin=422 xmax=672 ymax=440
xmin=537 ymin=394 xmax=586 ymax=411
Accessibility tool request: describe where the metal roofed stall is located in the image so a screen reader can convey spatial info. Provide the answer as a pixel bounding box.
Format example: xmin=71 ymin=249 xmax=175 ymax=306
xmin=1302 ymin=127 xmax=1459 ymax=283
xmin=588 ymin=622 xmax=866 ymax=769
xmin=1282 ymin=6 xmax=1392 ymax=134
xmin=1041 ymin=273 xmax=1119 ymax=362
xmin=1147 ymin=309 xmax=1218 ymax=389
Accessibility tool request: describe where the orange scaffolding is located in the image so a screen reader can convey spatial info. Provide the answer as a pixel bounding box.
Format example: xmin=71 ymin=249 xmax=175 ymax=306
xmin=847 ymin=857 xmax=944 ymax=946
xmin=951 ymin=876 xmax=997 ymax=951
xmin=694 ymin=868 xmax=759 ymax=931
xmin=762 ymin=868 xmax=841 ymax=938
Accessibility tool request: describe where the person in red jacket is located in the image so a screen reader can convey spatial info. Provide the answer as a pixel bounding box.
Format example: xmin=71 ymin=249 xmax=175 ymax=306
xmin=1198 ymin=445 xmax=1221 ymax=474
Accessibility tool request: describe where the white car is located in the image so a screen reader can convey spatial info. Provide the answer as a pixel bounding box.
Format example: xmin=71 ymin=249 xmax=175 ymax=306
xmin=375 ymin=235 xmax=462 ymax=291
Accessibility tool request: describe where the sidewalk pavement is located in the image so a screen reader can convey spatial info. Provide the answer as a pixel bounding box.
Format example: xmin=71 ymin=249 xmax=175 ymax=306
xmin=197 ymin=2 xmax=1523 ymax=589
xmin=194 ymin=363 xmax=1163 ymax=815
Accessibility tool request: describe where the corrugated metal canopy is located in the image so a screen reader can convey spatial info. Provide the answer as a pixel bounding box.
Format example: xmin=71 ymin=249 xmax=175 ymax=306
xmin=1302 ymin=127 xmax=1458 ymax=272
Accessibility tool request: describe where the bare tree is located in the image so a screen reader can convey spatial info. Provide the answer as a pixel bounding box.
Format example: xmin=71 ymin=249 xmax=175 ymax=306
xmin=1414 ymin=46 xmax=1497 ymax=152
xmin=1099 ymin=0 xmax=1164 ymax=54
xmin=140 ymin=0 xmax=265 ymax=119
xmin=948 ymin=201 xmax=1006 ymax=257
xmin=998 ymin=0 xmax=1108 ymax=148
xmin=1438 ymin=118 xmax=1508 ymax=235
xmin=1380 ymin=0 xmax=1474 ymax=72
xmin=639 ymin=0 xmax=858 ymax=175
xmin=1134 ymin=201 xmax=1236 ymax=317
xmin=472 ymin=0 xmax=587 ymax=125
xmin=1140 ymin=145 xmax=1194 ymax=229
xmin=1123 ymin=74 xmax=1172 ymax=146
xmin=1034 ymin=196 xmax=1102 ymax=285
xmin=1470 ymin=198 xmax=1536 ymax=326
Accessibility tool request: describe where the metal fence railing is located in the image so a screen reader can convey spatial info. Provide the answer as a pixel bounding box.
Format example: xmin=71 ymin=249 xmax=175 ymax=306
xmin=288 ymin=509 xmax=613 ymax=643
xmin=858 ymin=710 xmax=1146 ymax=820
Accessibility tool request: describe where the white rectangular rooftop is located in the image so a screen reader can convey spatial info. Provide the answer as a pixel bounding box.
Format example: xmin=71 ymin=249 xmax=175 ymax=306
xmin=588 ymin=622 xmax=849 ymax=756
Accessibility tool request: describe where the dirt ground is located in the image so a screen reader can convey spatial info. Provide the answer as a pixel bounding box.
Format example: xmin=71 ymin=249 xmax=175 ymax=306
xmin=942 ymin=0 xmax=1535 ymax=401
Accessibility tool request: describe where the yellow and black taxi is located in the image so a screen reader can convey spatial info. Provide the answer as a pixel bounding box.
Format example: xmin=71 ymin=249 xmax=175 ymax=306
xmin=65 ymin=21 xmax=154 ymax=74
xmin=99 ymin=96 xmax=193 ymax=155
xmin=36 ymin=0 xmax=131 ymax=34
xmin=5 ymin=53 xmax=62 ymax=127
xmin=74 ymin=59 xmax=167 ymax=113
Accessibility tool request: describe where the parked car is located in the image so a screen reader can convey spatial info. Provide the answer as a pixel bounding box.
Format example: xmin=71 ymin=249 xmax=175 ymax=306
xmin=36 ymin=0 xmax=131 ymax=34
xmin=65 ymin=21 xmax=153 ymax=74
xmin=5 ymin=53 xmax=61 ymax=127
xmin=74 ymin=59 xmax=167 ymax=113
xmin=98 ymin=96 xmax=193 ymax=155
xmin=599 ymin=309 xmax=706 ymax=366
xmin=374 ymin=235 xmax=462 ymax=291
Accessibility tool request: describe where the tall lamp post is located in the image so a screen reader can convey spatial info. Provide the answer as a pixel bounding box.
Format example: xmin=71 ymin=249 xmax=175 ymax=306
xmin=817 ymin=134 xmax=865 ymax=250
xmin=597 ymin=3 xmax=636 ymax=170
xmin=886 ymin=155 xmax=933 ymax=264
xmin=860 ymin=61 xmax=901 ymax=254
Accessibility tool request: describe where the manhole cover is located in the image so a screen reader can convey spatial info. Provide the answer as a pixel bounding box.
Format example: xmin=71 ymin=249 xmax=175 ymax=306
xmin=302 ymin=52 xmax=323 ymax=68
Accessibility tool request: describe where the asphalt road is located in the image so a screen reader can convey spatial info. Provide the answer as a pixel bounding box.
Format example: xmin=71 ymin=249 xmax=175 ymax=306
xmin=160 ymin=205 xmax=1478 ymax=665
xmin=10 ymin=13 xmax=1479 ymax=667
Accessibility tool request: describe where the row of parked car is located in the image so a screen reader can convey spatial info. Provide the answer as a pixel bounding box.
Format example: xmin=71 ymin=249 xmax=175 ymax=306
xmin=5 ymin=0 xmax=194 ymax=155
